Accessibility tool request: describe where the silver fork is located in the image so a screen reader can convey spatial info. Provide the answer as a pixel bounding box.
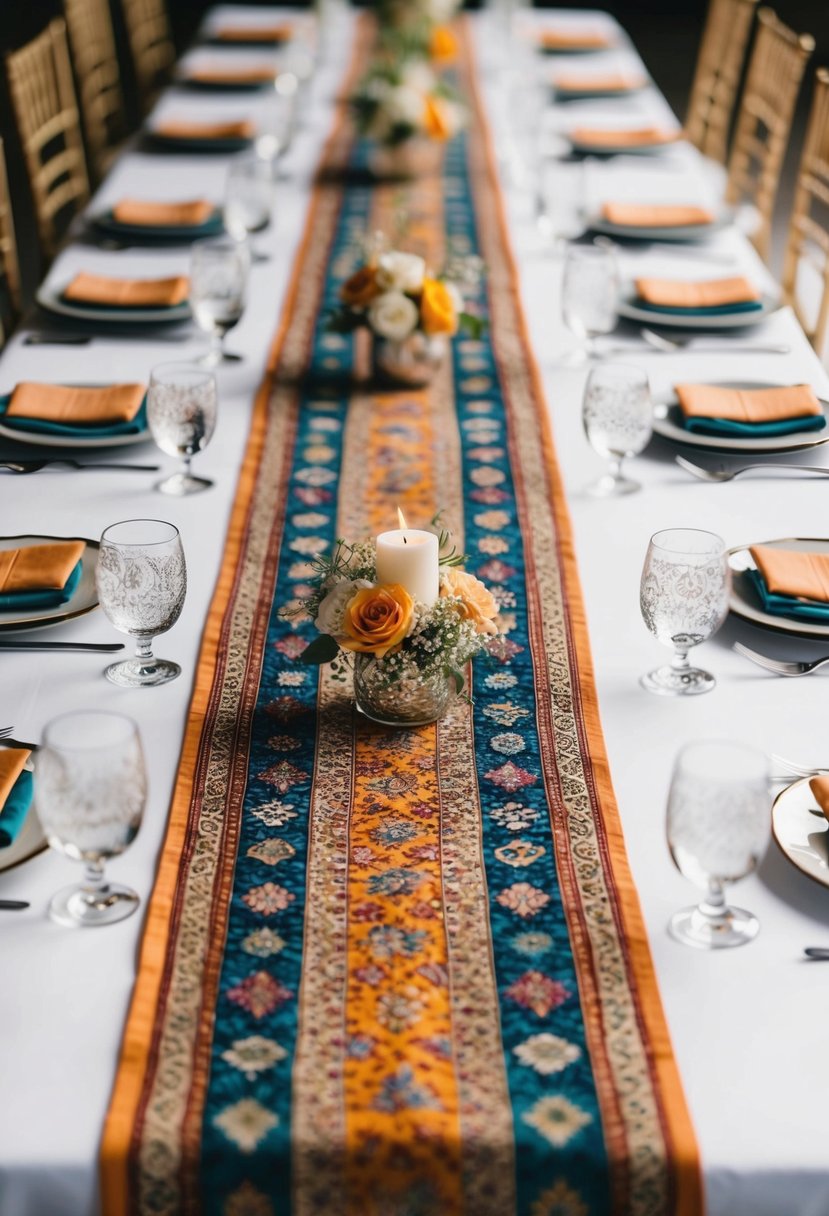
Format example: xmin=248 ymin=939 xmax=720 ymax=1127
xmin=676 ymin=455 xmax=829 ymax=483
xmin=640 ymin=327 xmax=790 ymax=355
xmin=769 ymin=751 xmax=829 ymax=777
xmin=733 ymin=642 xmax=829 ymax=678
xmin=0 ymin=726 xmax=12 ymax=739
xmin=0 ymin=459 xmax=159 ymax=474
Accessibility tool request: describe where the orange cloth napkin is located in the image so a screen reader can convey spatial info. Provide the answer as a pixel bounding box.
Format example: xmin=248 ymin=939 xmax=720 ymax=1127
xmin=213 ymin=24 xmax=292 ymax=42
xmin=186 ymin=66 xmax=276 ymax=86
xmin=555 ymin=72 xmax=645 ymax=92
xmin=112 ymin=199 xmax=214 ymax=227
xmin=6 ymin=382 xmax=146 ymax=425
xmin=0 ymin=541 xmax=86 ymax=594
xmin=809 ymin=776 xmax=829 ymax=821
xmin=153 ymin=119 xmax=255 ymax=142
xmin=676 ymin=384 xmax=822 ymax=424
xmin=635 ymin=276 xmax=761 ymax=308
xmin=601 ymin=202 xmax=715 ymax=228
xmin=572 ymin=126 xmax=678 ymax=148
xmin=0 ymin=749 xmax=31 ymax=808
xmin=539 ymin=29 xmax=611 ymax=50
xmin=749 ymin=546 xmax=829 ymax=603
xmin=63 ymin=272 xmax=189 ymax=308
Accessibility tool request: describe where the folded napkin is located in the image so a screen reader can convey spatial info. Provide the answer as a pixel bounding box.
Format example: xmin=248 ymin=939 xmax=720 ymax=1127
xmin=555 ymin=72 xmax=645 ymax=92
xmin=636 ymin=276 xmax=761 ymax=312
xmin=213 ymin=24 xmax=292 ymax=43
xmin=676 ymin=383 xmax=825 ymax=436
xmin=601 ymin=202 xmax=715 ymax=228
xmin=572 ymin=126 xmax=678 ymax=148
xmin=153 ymin=119 xmax=255 ymax=142
xmin=62 ymin=272 xmax=189 ymax=308
xmin=112 ymin=199 xmax=215 ymax=227
xmin=539 ymin=29 xmax=611 ymax=50
xmin=0 ymin=748 xmax=33 ymax=849
xmin=746 ymin=546 xmax=829 ymax=621
xmin=809 ymin=776 xmax=829 ymax=822
xmin=0 ymin=540 xmax=85 ymax=610
xmin=6 ymin=382 xmax=146 ymax=425
xmin=185 ymin=66 xmax=276 ymax=86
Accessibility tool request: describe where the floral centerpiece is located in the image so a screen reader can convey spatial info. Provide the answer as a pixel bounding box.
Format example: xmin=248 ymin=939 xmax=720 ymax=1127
xmin=332 ymin=240 xmax=484 ymax=385
xmin=350 ymin=59 xmax=465 ymax=177
xmin=378 ymin=0 xmax=462 ymax=63
xmin=298 ymin=524 xmax=500 ymax=726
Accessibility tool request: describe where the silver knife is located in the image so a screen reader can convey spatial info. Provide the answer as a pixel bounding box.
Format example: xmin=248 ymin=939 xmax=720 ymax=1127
xmin=23 ymin=334 xmax=92 ymax=346
xmin=0 ymin=641 xmax=125 ymax=652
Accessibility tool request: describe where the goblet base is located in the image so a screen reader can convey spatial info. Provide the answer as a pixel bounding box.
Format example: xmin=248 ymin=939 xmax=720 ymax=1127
xmin=49 ymin=881 xmax=140 ymax=928
xmin=640 ymin=664 xmax=715 ymax=696
xmin=198 ymin=349 xmax=243 ymax=367
xmin=156 ymin=471 xmax=214 ymax=496
xmin=669 ymin=903 xmax=759 ymax=950
xmin=585 ymin=473 xmax=640 ymax=497
xmin=104 ymin=657 xmax=181 ymax=687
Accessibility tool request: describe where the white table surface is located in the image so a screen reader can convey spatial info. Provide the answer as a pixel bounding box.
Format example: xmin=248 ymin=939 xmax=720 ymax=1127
xmin=2 ymin=8 xmax=829 ymax=1215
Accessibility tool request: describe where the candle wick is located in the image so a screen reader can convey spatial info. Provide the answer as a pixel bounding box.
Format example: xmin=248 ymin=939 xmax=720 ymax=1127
xmin=403 ymin=536 xmax=407 ymax=545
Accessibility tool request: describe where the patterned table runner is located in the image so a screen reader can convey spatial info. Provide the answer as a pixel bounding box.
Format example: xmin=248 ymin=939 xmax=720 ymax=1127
xmin=101 ymin=19 xmax=702 ymax=1216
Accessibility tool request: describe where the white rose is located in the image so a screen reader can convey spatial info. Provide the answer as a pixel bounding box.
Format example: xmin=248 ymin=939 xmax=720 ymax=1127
xmin=426 ymin=0 xmax=460 ymax=22
xmin=368 ymin=291 xmax=420 ymax=341
xmin=383 ymin=84 xmax=425 ymax=130
xmin=375 ymin=250 xmax=426 ymax=293
xmin=445 ymin=281 xmax=464 ymax=314
xmin=316 ymin=578 xmax=370 ymax=637
xmin=400 ymin=61 xmax=436 ymax=94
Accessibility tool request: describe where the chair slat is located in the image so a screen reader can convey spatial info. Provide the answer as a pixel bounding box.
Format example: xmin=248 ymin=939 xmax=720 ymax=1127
xmin=685 ymin=0 xmax=759 ymax=164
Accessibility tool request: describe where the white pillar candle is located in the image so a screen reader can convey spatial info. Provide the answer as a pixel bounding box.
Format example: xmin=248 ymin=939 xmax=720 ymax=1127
xmin=376 ymin=516 xmax=440 ymax=606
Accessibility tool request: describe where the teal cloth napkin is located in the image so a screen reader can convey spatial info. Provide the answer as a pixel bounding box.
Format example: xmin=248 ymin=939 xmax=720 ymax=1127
xmin=636 ymin=299 xmax=764 ymax=316
xmin=0 ymin=559 xmax=82 ymax=610
xmin=746 ymin=567 xmax=829 ymax=622
xmin=0 ymin=768 xmax=33 ymax=848
xmin=0 ymin=393 xmax=147 ymax=438
xmin=99 ymin=209 xmax=223 ymax=240
xmin=684 ymin=412 xmax=826 ymax=437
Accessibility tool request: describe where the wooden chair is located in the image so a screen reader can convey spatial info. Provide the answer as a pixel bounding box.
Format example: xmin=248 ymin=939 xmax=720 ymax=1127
xmin=782 ymin=68 xmax=829 ymax=360
xmin=6 ymin=18 xmax=90 ymax=261
xmin=685 ymin=0 xmax=759 ymax=165
xmin=64 ymin=0 xmax=126 ymax=181
xmin=120 ymin=0 xmax=175 ymax=112
xmin=0 ymin=138 xmax=21 ymax=350
xmin=725 ymin=8 xmax=814 ymax=262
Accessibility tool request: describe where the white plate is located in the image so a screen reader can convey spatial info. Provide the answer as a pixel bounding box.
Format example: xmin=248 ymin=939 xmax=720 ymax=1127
xmin=772 ymin=778 xmax=829 ymax=891
xmin=589 ymin=208 xmax=734 ymax=243
xmin=618 ymin=289 xmax=779 ymax=329
xmin=569 ymin=136 xmax=680 ymax=157
xmin=728 ymin=537 xmax=829 ymax=641
xmin=0 ymin=753 xmax=46 ymax=874
xmin=0 ymin=385 xmax=151 ymax=449
xmin=36 ymin=283 xmax=191 ymax=325
xmin=0 ymin=535 xmax=99 ymax=632
xmin=653 ymin=382 xmax=829 ymax=454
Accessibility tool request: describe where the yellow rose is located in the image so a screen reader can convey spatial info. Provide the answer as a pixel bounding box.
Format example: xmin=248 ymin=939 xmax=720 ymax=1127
xmin=420 ymin=277 xmax=457 ymax=336
xmin=341 ymin=583 xmax=414 ymax=657
xmin=441 ymin=568 xmax=499 ymax=635
xmin=340 ymin=265 xmax=380 ymax=308
xmin=429 ymin=26 xmax=458 ymax=63
xmin=422 ymin=94 xmax=452 ymax=141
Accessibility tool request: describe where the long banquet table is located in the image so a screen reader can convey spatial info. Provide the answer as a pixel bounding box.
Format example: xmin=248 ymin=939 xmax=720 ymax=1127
xmin=2 ymin=7 xmax=829 ymax=1216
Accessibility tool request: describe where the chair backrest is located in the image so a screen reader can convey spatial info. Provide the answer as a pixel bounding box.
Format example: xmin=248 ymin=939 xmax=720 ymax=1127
xmin=685 ymin=0 xmax=759 ymax=164
xmin=64 ymin=0 xmax=126 ymax=181
xmin=725 ymin=7 xmax=814 ymax=261
xmin=0 ymin=137 xmax=21 ymax=350
xmin=782 ymin=68 xmax=829 ymax=360
xmin=6 ymin=18 xmax=90 ymax=260
xmin=120 ymin=0 xmax=175 ymax=111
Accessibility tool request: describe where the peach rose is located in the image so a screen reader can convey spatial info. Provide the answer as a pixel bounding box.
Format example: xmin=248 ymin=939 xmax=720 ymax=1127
xmin=420 ymin=277 xmax=457 ymax=336
xmin=441 ymin=568 xmax=499 ymax=634
xmin=422 ymin=94 xmax=452 ymax=141
xmin=341 ymin=583 xmax=414 ymax=656
xmin=340 ymin=265 xmax=380 ymax=308
xmin=429 ymin=25 xmax=458 ymax=62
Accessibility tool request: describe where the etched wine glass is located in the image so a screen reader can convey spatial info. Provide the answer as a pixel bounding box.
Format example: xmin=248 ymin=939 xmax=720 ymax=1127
xmin=147 ymin=362 xmax=217 ymax=496
xmin=190 ymin=235 xmax=249 ymax=365
xmin=666 ymin=740 xmax=769 ymax=948
xmin=224 ymin=152 xmax=278 ymax=262
xmin=35 ymin=711 xmax=147 ymax=927
xmin=96 ymin=519 xmax=186 ymax=687
xmin=582 ymin=362 xmax=652 ymax=496
xmin=640 ymin=528 xmax=730 ymax=696
xmin=561 ymin=244 xmax=619 ymax=361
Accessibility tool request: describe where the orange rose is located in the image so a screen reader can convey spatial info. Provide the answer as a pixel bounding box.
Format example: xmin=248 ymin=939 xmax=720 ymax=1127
xmin=340 ymin=265 xmax=379 ymax=308
xmin=441 ymin=568 xmax=499 ymax=635
xmin=341 ymin=583 xmax=414 ymax=656
xmin=429 ymin=25 xmax=458 ymax=63
xmin=423 ymin=94 xmax=452 ymax=141
xmin=420 ymin=277 xmax=457 ymax=336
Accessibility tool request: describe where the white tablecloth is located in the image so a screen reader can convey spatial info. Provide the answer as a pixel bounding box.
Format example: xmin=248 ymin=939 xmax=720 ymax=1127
xmin=1 ymin=9 xmax=829 ymax=1215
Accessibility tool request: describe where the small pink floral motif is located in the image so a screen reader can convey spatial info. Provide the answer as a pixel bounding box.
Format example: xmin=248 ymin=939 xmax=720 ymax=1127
xmin=227 ymin=971 xmax=293 ymax=1019
xmin=411 ymin=900 xmax=439 ymax=920
xmin=496 ymin=882 xmax=550 ymax=918
xmin=470 ymin=488 xmax=510 ymax=505
xmin=352 ymin=901 xmax=384 ymax=922
xmin=487 ymin=637 xmax=525 ymax=664
xmin=263 ymin=696 xmax=307 ymax=723
xmin=410 ymin=802 xmax=436 ymax=819
xmin=273 ymin=636 xmax=307 ymax=659
xmin=505 ymin=970 xmax=570 ymax=1018
xmin=477 ymin=559 xmax=517 ymax=584
xmin=257 ymin=761 xmax=309 ymax=793
xmin=351 ymin=846 xmax=376 ymax=867
xmin=276 ymin=672 xmax=306 ymax=688
xmin=486 ymin=762 xmax=538 ymax=793
xmin=354 ymin=964 xmax=386 ymax=987
xmin=417 ymin=962 xmax=449 ymax=987
xmin=294 ymin=486 xmax=333 ymax=506
xmin=405 ymin=843 xmax=440 ymax=862
xmin=243 ymin=882 xmax=295 ymax=915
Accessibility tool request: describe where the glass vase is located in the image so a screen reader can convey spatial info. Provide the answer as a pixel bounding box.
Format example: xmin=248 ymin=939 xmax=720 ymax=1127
xmin=372 ymin=332 xmax=448 ymax=388
xmin=353 ymin=654 xmax=458 ymax=726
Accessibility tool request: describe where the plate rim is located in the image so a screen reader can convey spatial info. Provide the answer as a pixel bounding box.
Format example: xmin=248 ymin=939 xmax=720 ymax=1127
xmin=35 ymin=282 xmax=192 ymax=325
xmin=771 ymin=776 xmax=829 ymax=891
xmin=588 ymin=209 xmax=732 ymax=242
xmin=90 ymin=207 xmax=224 ymax=241
xmin=728 ymin=536 xmax=829 ymax=640
xmin=653 ymin=381 xmax=829 ymax=453
xmin=618 ymin=289 xmax=779 ymax=330
xmin=0 ymin=533 xmax=99 ymax=632
xmin=0 ymin=382 xmax=151 ymax=449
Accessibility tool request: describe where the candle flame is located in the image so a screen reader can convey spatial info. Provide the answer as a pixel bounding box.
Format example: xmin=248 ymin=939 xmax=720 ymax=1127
xmin=397 ymin=507 xmax=408 ymax=530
